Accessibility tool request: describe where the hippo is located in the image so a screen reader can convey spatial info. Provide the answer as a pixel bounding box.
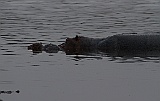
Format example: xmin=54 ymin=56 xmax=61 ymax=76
xmin=59 ymin=34 xmax=160 ymax=55
xmin=28 ymin=34 xmax=160 ymax=56
xmin=28 ymin=43 xmax=60 ymax=53
xmin=28 ymin=43 xmax=43 ymax=53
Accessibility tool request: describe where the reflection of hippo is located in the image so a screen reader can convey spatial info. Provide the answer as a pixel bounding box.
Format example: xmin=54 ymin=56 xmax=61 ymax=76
xmin=0 ymin=90 xmax=20 ymax=94
xmin=28 ymin=34 xmax=160 ymax=56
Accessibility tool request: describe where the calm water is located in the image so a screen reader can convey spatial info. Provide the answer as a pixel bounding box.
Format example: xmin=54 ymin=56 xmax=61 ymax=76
xmin=1 ymin=0 xmax=160 ymax=101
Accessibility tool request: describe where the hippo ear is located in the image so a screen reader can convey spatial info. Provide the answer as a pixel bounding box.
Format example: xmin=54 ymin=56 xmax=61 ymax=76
xmin=75 ymin=35 xmax=79 ymax=41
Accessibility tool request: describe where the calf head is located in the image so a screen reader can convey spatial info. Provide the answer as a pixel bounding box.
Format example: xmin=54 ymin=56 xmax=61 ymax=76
xmin=28 ymin=43 xmax=43 ymax=53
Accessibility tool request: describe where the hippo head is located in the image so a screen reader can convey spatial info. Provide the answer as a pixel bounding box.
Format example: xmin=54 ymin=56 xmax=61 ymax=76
xmin=28 ymin=43 xmax=43 ymax=53
xmin=58 ymin=35 xmax=84 ymax=54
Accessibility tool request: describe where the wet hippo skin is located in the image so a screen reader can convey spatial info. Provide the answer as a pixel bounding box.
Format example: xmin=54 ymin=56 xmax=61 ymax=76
xmin=98 ymin=34 xmax=160 ymax=51
xmin=28 ymin=43 xmax=60 ymax=53
xmin=28 ymin=34 xmax=160 ymax=56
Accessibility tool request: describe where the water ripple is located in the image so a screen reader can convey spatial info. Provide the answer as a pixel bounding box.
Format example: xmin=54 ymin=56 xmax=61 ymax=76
xmin=0 ymin=81 xmax=13 ymax=85
xmin=1 ymin=0 xmax=160 ymax=60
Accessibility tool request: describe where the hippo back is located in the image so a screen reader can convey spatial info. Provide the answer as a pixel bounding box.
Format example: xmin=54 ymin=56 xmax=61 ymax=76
xmin=98 ymin=34 xmax=160 ymax=52
xmin=117 ymin=34 xmax=160 ymax=51
xmin=43 ymin=44 xmax=60 ymax=53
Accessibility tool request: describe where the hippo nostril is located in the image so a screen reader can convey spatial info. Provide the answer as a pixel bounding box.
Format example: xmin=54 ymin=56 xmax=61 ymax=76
xmin=28 ymin=45 xmax=32 ymax=50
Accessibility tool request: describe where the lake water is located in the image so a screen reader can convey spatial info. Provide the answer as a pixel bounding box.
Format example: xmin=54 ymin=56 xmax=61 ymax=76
xmin=0 ymin=0 xmax=160 ymax=101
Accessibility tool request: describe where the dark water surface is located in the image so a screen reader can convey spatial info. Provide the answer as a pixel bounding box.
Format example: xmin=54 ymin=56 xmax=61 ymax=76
xmin=1 ymin=0 xmax=160 ymax=101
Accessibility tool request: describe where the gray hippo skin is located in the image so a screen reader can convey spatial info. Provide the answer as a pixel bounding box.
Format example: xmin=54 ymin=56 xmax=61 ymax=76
xmin=28 ymin=43 xmax=60 ymax=53
xmin=98 ymin=34 xmax=160 ymax=51
xmin=28 ymin=34 xmax=160 ymax=56
xmin=59 ymin=34 xmax=160 ymax=56
xmin=58 ymin=35 xmax=105 ymax=54
xmin=97 ymin=34 xmax=160 ymax=57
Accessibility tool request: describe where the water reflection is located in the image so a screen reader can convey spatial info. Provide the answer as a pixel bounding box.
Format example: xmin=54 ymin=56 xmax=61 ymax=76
xmin=104 ymin=50 xmax=160 ymax=63
xmin=108 ymin=56 xmax=160 ymax=63
xmin=0 ymin=81 xmax=13 ymax=85
xmin=0 ymin=90 xmax=20 ymax=94
xmin=71 ymin=55 xmax=103 ymax=61
xmin=0 ymin=69 xmax=8 ymax=72
xmin=28 ymin=45 xmax=160 ymax=63
xmin=70 ymin=50 xmax=160 ymax=63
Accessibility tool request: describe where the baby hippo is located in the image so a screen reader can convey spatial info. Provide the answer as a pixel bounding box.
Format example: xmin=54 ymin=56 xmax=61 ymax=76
xmin=28 ymin=43 xmax=60 ymax=53
xmin=28 ymin=43 xmax=43 ymax=53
